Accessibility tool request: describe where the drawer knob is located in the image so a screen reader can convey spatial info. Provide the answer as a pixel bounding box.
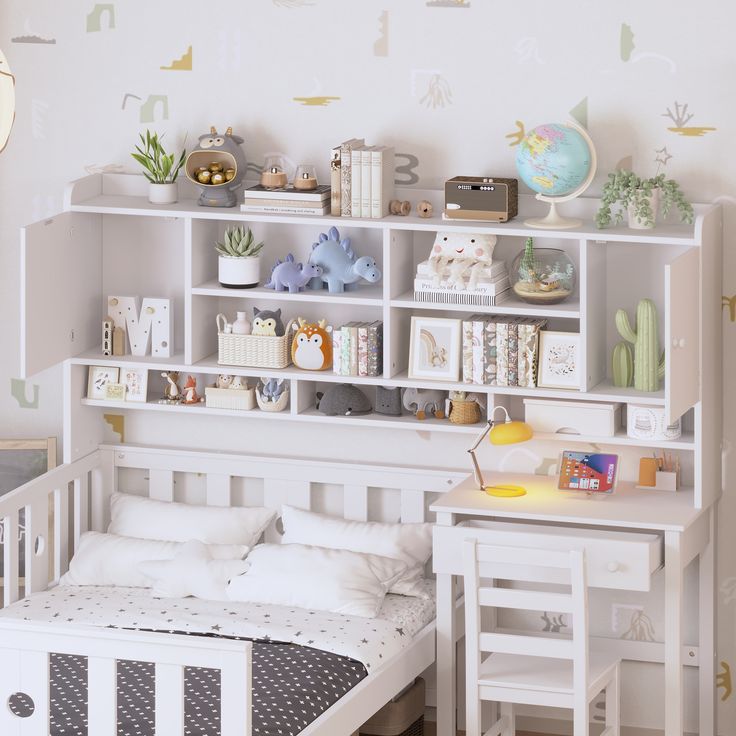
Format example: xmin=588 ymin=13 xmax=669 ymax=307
xmin=607 ymin=561 xmax=620 ymax=573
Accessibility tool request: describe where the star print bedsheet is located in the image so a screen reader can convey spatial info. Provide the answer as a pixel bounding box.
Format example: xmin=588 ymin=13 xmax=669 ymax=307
xmin=0 ymin=581 xmax=435 ymax=736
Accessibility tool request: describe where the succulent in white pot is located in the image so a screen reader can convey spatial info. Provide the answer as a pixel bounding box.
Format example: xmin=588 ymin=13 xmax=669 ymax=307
xmin=216 ymin=226 xmax=265 ymax=289
xmin=131 ymin=129 xmax=186 ymax=205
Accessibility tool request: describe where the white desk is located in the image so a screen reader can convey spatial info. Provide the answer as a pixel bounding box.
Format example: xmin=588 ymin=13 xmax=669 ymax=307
xmin=430 ymin=472 xmax=715 ymax=736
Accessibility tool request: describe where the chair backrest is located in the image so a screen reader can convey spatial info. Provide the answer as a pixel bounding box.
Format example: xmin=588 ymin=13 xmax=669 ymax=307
xmin=462 ymin=538 xmax=588 ymax=694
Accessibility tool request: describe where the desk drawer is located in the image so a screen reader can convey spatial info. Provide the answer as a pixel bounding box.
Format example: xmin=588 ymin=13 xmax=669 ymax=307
xmin=433 ymin=521 xmax=663 ymax=591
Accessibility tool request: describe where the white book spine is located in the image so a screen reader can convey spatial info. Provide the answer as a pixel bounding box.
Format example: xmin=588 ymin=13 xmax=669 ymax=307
xmin=381 ymin=147 xmax=394 ymax=218
xmin=360 ymin=148 xmax=372 ymax=218
xmin=370 ymin=149 xmax=383 ymax=219
xmin=239 ymin=205 xmax=328 ymax=215
xmin=350 ymin=148 xmax=362 ymax=218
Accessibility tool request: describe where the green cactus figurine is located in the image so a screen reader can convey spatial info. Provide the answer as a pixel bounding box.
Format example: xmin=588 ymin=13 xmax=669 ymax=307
xmin=611 ymin=341 xmax=634 ymax=387
xmin=615 ymin=298 xmax=666 ymax=392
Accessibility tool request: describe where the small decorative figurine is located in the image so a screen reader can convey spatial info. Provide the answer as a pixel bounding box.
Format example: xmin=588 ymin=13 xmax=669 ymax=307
xmin=256 ymin=377 xmax=289 ymax=412
xmin=230 ymin=375 xmax=248 ymax=390
xmin=185 ymin=126 xmax=247 ymax=208
xmin=308 ymin=226 xmax=382 ymax=293
xmin=417 ymin=200 xmax=433 ymax=218
xmin=615 ymin=298 xmax=664 ymax=392
xmin=160 ymin=371 xmax=182 ymax=404
xmin=216 ymin=374 xmax=234 ymax=389
xmin=252 ymin=307 xmax=286 ymax=337
xmin=375 ymin=386 xmax=402 ymax=416
xmin=427 ymin=232 xmax=497 ymax=291
xmin=291 ymin=318 xmax=333 ymax=371
xmin=389 ymin=199 xmax=411 ymax=216
xmin=294 ymin=164 xmax=318 ymax=190
xmin=102 ymin=318 xmax=114 ymax=356
xmin=316 ymin=384 xmax=372 ymax=416
xmin=264 ymin=254 xmax=323 ymax=293
xmin=511 ymin=237 xmax=576 ymax=305
xmin=402 ymin=387 xmax=446 ymax=420
xmin=182 ymin=375 xmax=203 ymax=404
xmin=260 ymin=155 xmax=289 ymax=189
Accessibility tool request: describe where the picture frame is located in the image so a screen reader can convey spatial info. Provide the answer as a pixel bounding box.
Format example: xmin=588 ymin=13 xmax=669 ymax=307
xmin=122 ymin=368 xmax=148 ymax=403
xmin=87 ymin=365 xmax=120 ymax=400
xmin=104 ymin=383 xmax=126 ymax=401
xmin=408 ymin=316 xmax=462 ymax=382
xmin=537 ymin=331 xmax=582 ymax=389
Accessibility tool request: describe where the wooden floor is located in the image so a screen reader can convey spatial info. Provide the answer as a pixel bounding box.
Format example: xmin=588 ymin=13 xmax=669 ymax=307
xmin=423 ymin=722 xmax=546 ymax=736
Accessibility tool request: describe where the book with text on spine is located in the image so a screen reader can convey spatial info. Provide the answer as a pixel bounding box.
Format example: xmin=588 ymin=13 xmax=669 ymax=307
xmin=370 ymin=146 xmax=395 ymax=219
xmin=340 ymin=138 xmax=364 ymax=217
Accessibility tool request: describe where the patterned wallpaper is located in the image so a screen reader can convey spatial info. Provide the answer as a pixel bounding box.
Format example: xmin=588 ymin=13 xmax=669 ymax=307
xmin=0 ymin=0 xmax=733 ymax=731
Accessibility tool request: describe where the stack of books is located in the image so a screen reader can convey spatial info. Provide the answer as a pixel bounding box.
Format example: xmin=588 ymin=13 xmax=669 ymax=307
xmin=333 ymin=321 xmax=383 ymax=376
xmin=241 ymin=184 xmax=331 ymax=216
xmin=414 ymin=261 xmax=511 ymax=307
xmin=330 ymin=139 xmax=394 ymax=219
xmin=462 ymin=316 xmax=547 ymax=387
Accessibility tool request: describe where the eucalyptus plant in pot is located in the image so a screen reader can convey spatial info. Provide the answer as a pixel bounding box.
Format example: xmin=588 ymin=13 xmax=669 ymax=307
xmin=595 ymin=170 xmax=694 ymax=230
xmin=216 ymin=226 xmax=264 ymax=288
xmin=131 ymin=130 xmax=186 ymax=205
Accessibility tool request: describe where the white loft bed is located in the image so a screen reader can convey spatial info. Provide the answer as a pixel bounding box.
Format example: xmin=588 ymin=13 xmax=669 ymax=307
xmin=0 ymin=444 xmax=464 ymax=736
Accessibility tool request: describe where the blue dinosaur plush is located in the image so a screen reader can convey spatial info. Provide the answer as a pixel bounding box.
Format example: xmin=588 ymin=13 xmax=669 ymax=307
xmin=307 ymin=226 xmax=382 ymax=293
xmin=264 ymin=254 xmax=323 ymax=293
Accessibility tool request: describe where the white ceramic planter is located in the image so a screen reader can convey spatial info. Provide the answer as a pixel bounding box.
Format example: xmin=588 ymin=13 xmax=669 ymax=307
xmin=218 ymin=255 xmax=260 ymax=289
xmin=148 ymin=182 xmax=178 ymax=205
xmin=627 ymin=188 xmax=660 ymax=229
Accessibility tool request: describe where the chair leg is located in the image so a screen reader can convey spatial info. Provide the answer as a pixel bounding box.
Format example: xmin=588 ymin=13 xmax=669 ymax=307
xmin=605 ymin=664 xmax=621 ymax=735
xmin=500 ymin=702 xmax=515 ymax=735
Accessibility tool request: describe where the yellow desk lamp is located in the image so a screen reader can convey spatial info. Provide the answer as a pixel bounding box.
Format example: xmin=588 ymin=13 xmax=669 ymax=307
xmin=467 ymin=406 xmax=533 ymax=497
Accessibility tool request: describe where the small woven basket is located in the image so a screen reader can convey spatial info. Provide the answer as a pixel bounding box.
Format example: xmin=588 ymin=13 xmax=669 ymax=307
xmin=449 ymin=398 xmax=481 ymax=425
xmin=217 ymin=314 xmax=293 ymax=369
xmin=256 ymin=387 xmax=289 ymax=412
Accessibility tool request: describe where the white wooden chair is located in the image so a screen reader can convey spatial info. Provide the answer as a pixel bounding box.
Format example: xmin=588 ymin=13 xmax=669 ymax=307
xmin=462 ymin=538 xmax=620 ymax=736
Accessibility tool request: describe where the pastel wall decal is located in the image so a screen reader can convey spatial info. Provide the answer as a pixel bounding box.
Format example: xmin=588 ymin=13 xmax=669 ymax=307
xmin=11 ymin=34 xmax=56 ymax=45
xmin=86 ymin=4 xmax=116 ymax=32
xmin=103 ymin=413 xmax=125 ymax=442
xmin=418 ymin=73 xmax=452 ymax=109
xmin=161 ymin=46 xmax=192 ymax=71
xmin=620 ymin=609 xmax=655 ymax=642
xmin=10 ymin=378 xmax=39 ymax=409
xmin=121 ymin=93 xmax=141 ymax=110
xmin=426 ymin=0 xmax=470 ymax=7
xmin=0 ymin=47 xmax=15 ymax=153
xmin=722 ymin=576 xmax=736 ymax=603
xmin=569 ymin=96 xmax=588 ymax=128
xmin=514 ymin=37 xmax=544 ymax=64
xmin=31 ymin=99 xmax=49 ymax=140
xmin=540 ymin=612 xmax=567 ymax=632
xmin=718 ymin=661 xmax=733 ymax=701
xmin=654 ymin=146 xmax=672 ymax=167
xmin=620 ymin=23 xmax=635 ymax=62
xmin=394 ymin=153 xmax=420 ymax=185
xmin=139 ymin=95 xmax=169 ymax=123
xmin=293 ymin=95 xmax=340 ymax=107
xmin=505 ymin=120 xmax=526 ymax=146
xmin=723 ymin=296 xmax=736 ymax=322
xmin=84 ymin=163 xmax=125 ymax=175
xmin=663 ymin=101 xmax=716 ymax=137
xmin=374 ymin=11 xmax=388 ymax=57
xmin=615 ymin=155 xmax=633 ymax=172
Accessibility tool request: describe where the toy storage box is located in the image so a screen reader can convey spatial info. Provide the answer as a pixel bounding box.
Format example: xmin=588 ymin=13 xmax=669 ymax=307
xmin=524 ymin=398 xmax=622 ymax=437
xmin=357 ymin=678 xmax=425 ymax=736
xmin=204 ymin=387 xmax=255 ymax=411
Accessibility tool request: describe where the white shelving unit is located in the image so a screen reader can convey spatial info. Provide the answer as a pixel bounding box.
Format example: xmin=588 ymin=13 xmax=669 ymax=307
xmin=19 ymin=173 xmax=722 ymax=511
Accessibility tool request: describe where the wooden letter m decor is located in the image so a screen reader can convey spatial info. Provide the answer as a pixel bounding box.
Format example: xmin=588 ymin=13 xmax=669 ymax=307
xmin=107 ymin=295 xmax=172 ymax=357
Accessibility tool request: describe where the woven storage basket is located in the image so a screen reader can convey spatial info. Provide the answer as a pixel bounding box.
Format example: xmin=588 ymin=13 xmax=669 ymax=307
xmin=359 ymin=678 xmax=424 ymax=736
xmin=217 ymin=314 xmax=293 ymax=369
xmin=205 ymin=387 xmax=255 ymax=411
xmin=449 ymin=398 xmax=481 ymax=424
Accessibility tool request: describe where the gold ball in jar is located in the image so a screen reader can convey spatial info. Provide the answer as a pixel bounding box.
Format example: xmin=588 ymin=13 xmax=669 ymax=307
xmin=209 ymin=162 xmax=224 ymax=173
xmin=197 ymin=170 xmax=212 ymax=184
xmin=224 ymin=168 xmax=236 ymax=181
xmin=197 ymin=166 xmax=209 ymax=173
xmin=211 ymin=172 xmax=226 ymax=185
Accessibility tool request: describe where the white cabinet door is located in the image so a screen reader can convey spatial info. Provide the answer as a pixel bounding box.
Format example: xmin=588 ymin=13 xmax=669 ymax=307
xmin=664 ymin=248 xmax=700 ymax=425
xmin=21 ymin=212 xmax=102 ymax=377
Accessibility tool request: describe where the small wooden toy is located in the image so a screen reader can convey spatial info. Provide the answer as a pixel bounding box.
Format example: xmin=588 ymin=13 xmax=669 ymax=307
xmin=160 ymin=371 xmax=182 ymax=404
xmin=182 ymin=375 xmax=203 ymax=404
xmin=417 ymin=200 xmax=433 ymax=218
xmin=389 ymin=199 xmax=411 ymax=216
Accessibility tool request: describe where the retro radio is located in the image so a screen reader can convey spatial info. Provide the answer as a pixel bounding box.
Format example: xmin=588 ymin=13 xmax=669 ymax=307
xmin=444 ymin=176 xmax=518 ymax=222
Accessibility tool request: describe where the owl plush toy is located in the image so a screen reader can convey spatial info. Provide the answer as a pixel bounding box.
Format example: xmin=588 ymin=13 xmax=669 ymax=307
xmin=291 ymin=319 xmax=333 ymax=370
xmin=252 ymin=307 xmax=285 ymax=336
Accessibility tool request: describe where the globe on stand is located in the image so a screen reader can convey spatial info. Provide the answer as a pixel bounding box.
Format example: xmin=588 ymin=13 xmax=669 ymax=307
xmin=515 ymin=121 xmax=597 ymax=230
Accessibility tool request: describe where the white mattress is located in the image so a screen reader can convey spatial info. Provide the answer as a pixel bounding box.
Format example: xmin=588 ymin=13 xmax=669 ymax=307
xmin=0 ymin=579 xmax=436 ymax=672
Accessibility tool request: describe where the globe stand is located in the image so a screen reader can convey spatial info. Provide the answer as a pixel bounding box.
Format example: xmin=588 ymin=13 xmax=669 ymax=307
xmin=524 ymin=199 xmax=582 ymax=230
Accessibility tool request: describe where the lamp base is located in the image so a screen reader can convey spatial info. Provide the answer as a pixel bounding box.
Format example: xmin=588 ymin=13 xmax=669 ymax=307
xmin=483 ymin=484 xmax=527 ymax=498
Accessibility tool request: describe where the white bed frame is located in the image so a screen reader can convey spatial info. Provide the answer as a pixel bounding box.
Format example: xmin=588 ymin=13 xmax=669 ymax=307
xmin=0 ymin=443 xmax=464 ymax=736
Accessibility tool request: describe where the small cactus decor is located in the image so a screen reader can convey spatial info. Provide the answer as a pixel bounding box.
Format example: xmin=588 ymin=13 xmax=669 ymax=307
xmin=215 ymin=226 xmax=264 ymax=258
xmin=611 ymin=341 xmax=634 ymax=388
xmin=615 ymin=299 xmax=665 ymax=392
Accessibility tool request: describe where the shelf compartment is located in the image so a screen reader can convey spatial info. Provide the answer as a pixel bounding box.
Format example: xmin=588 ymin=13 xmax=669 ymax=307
xmin=390 ymin=291 xmax=580 ymax=319
xmin=531 ymin=430 xmax=695 ymax=451
xmin=192 ymin=281 xmax=384 ymax=305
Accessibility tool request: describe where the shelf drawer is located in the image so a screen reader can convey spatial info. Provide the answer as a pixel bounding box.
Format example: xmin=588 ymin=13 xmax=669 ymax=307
xmin=433 ymin=520 xmax=663 ymax=592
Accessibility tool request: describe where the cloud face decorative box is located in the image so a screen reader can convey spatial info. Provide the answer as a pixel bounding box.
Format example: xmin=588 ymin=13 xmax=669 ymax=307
xmin=627 ymin=403 xmax=682 ymax=441
xmin=524 ymin=398 xmax=622 ymax=437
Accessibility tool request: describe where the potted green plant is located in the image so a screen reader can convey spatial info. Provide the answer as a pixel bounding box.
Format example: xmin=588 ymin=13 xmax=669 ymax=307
xmin=595 ymin=170 xmax=694 ymax=230
xmin=131 ymin=130 xmax=186 ymax=205
xmin=216 ymin=226 xmax=265 ymax=288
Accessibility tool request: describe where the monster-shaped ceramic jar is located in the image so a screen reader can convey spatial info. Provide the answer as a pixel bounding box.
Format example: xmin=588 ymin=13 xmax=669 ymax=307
xmin=185 ymin=126 xmax=247 ymax=208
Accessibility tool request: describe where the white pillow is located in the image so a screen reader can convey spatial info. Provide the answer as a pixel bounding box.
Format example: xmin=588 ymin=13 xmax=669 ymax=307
xmin=226 ymin=543 xmax=408 ymax=618
xmin=138 ymin=540 xmax=250 ymax=600
xmin=60 ymin=531 xmax=248 ymax=588
xmin=108 ymin=492 xmax=275 ymax=547
xmin=280 ymin=505 xmax=432 ymax=597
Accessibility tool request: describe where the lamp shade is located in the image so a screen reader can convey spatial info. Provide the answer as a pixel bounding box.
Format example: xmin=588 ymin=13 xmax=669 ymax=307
xmin=489 ymin=420 xmax=533 ymax=445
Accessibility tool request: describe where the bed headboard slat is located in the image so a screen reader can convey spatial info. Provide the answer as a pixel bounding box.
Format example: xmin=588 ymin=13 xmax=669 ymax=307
xmin=343 ymin=485 xmax=369 ymax=521
xmin=205 ymin=474 xmax=231 ymax=507
xmin=400 ymin=489 xmax=426 ymax=523
xmin=149 ymin=469 xmax=175 ymax=501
